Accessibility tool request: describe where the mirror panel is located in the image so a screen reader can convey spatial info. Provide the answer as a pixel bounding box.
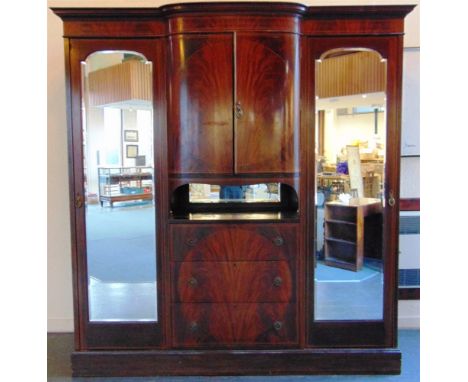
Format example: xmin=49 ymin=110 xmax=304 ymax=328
xmin=189 ymin=183 xmax=281 ymax=203
xmin=81 ymin=51 xmax=157 ymax=322
xmin=314 ymin=49 xmax=387 ymax=320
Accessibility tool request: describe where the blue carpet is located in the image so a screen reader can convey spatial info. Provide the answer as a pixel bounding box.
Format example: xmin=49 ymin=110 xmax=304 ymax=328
xmin=86 ymin=204 xmax=156 ymax=283
xmin=315 ymin=261 xmax=380 ymax=282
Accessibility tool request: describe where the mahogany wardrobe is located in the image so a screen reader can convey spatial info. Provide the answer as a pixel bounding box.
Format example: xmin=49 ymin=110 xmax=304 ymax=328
xmin=52 ymin=2 xmax=415 ymax=376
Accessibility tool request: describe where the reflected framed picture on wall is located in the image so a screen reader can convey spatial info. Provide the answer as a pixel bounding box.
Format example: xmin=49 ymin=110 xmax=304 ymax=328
xmin=124 ymin=130 xmax=138 ymax=142
xmin=126 ymin=145 xmax=139 ymax=158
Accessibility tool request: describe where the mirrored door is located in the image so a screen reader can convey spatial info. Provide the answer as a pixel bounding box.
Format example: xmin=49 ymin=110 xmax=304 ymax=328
xmin=307 ymin=37 xmax=401 ymax=347
xmin=69 ymin=39 xmax=166 ymax=348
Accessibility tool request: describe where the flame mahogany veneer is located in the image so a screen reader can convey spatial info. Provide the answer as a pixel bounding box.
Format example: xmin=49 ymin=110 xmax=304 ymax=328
xmin=52 ymin=2 xmax=416 ymax=376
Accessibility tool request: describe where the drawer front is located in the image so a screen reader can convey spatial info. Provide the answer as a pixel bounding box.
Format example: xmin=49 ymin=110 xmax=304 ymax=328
xmin=172 ymin=303 xmax=297 ymax=347
xmin=171 ymin=224 xmax=298 ymax=262
xmin=173 ymin=261 xmax=295 ymax=303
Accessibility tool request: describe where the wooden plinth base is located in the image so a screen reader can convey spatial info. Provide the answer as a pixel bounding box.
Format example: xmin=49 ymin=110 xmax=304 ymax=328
xmin=72 ymin=348 xmax=401 ymax=376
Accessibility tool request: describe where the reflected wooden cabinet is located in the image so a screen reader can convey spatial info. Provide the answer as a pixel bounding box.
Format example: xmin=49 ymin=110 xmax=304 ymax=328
xmin=169 ymin=32 xmax=299 ymax=175
xmin=324 ymin=199 xmax=383 ymax=271
xmin=52 ymin=2 xmax=415 ymax=377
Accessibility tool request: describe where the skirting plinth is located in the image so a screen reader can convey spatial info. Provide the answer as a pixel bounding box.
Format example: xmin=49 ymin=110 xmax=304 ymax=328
xmin=72 ymin=348 xmax=401 ymax=376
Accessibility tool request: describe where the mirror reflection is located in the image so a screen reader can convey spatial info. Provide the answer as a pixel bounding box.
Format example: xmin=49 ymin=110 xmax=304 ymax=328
xmin=314 ymin=49 xmax=386 ymax=320
xmin=81 ymin=51 xmax=157 ymax=321
xmin=189 ymin=183 xmax=281 ymax=203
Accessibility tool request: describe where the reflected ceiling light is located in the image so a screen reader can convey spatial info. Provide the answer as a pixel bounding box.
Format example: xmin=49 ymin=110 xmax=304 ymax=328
xmin=362 ymin=94 xmax=367 ymax=98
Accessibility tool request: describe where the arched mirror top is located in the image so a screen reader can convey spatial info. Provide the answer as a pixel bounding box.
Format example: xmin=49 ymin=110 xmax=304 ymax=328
xmin=315 ymin=48 xmax=387 ymax=102
xmin=83 ymin=50 xmax=150 ymax=65
xmin=317 ymin=47 xmax=386 ymax=62
xmin=81 ymin=50 xmax=153 ymax=110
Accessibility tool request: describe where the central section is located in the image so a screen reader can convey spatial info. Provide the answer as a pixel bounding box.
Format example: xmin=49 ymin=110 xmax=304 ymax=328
xmin=167 ymin=30 xmax=301 ymax=349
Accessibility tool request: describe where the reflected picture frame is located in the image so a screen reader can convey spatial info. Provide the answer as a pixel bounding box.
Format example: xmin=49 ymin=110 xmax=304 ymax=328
xmin=126 ymin=144 xmax=139 ymax=158
xmin=124 ymin=130 xmax=138 ymax=142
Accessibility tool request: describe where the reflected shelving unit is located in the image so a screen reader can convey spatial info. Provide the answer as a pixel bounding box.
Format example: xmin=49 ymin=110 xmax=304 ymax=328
xmin=324 ymin=198 xmax=383 ymax=271
xmin=98 ymin=167 xmax=153 ymax=207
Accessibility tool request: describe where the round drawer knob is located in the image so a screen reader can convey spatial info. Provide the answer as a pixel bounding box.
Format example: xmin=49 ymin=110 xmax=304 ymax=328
xmin=273 ymin=276 xmax=283 ymax=287
xmin=273 ymin=236 xmax=284 ymax=246
xmin=187 ymin=277 xmax=198 ymax=287
xmin=189 ymin=321 xmax=199 ymax=332
xmin=186 ymin=237 xmax=198 ymax=246
xmin=273 ymin=321 xmax=283 ymax=331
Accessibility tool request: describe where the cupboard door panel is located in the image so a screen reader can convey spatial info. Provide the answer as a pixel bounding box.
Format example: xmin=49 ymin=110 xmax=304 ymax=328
xmin=173 ymin=261 xmax=295 ymax=303
xmin=235 ymin=34 xmax=299 ymax=174
xmin=173 ymin=303 xmax=297 ymax=347
xmin=169 ymin=34 xmax=234 ymax=175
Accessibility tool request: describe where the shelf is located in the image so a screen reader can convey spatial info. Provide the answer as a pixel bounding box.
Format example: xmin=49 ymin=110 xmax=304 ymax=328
xmin=170 ymin=211 xmax=300 ymax=223
xmin=106 ymin=173 xmax=153 ymax=181
xmin=324 ymin=256 xmax=358 ymax=272
xmin=325 ymin=219 xmax=356 ymax=226
xmin=324 ymin=236 xmax=356 ymax=246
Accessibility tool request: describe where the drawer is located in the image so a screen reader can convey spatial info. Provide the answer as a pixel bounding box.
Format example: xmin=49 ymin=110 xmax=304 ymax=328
xmin=172 ymin=303 xmax=297 ymax=347
xmin=171 ymin=224 xmax=298 ymax=262
xmin=173 ymin=261 xmax=295 ymax=303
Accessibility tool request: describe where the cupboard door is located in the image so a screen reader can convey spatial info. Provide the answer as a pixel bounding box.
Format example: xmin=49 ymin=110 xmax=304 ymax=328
xmin=169 ymin=34 xmax=234 ymax=175
xmin=235 ymin=34 xmax=299 ymax=174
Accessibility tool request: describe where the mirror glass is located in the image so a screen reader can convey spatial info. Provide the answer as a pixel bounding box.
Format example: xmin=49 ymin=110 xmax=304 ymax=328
xmin=81 ymin=51 xmax=157 ymax=321
xmin=189 ymin=183 xmax=281 ymax=203
xmin=314 ymin=49 xmax=387 ymax=320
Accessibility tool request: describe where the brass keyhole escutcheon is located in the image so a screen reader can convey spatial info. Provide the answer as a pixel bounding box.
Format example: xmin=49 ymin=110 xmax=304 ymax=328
xmin=188 ymin=277 xmax=198 ymax=288
xmin=189 ymin=321 xmax=199 ymax=332
xmin=75 ymin=194 xmax=84 ymax=209
xmin=273 ymin=276 xmax=283 ymax=287
xmin=388 ymin=192 xmax=396 ymax=207
xmin=235 ymin=101 xmax=243 ymax=119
